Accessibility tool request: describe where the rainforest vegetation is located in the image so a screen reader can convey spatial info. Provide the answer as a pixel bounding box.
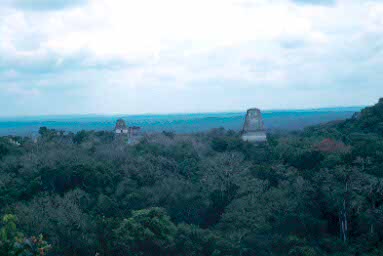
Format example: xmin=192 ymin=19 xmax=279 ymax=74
xmin=1 ymin=99 xmax=383 ymax=255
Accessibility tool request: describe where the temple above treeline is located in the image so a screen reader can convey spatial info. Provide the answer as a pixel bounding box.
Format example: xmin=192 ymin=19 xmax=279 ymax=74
xmin=114 ymin=119 xmax=142 ymax=144
xmin=115 ymin=119 xmax=128 ymax=134
xmin=114 ymin=109 xmax=267 ymax=144
xmin=241 ymin=108 xmax=267 ymax=143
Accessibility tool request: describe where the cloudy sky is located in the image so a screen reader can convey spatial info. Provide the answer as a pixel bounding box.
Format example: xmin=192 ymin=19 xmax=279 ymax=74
xmin=0 ymin=0 xmax=382 ymax=116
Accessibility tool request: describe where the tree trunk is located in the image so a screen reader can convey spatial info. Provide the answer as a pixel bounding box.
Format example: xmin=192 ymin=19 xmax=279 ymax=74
xmin=340 ymin=182 xmax=348 ymax=242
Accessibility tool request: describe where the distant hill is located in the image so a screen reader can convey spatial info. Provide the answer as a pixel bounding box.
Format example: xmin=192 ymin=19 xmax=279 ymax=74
xmin=305 ymin=98 xmax=383 ymax=143
xmin=338 ymin=98 xmax=383 ymax=135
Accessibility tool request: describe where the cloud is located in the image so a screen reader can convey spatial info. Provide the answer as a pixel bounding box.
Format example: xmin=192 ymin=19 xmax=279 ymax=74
xmin=5 ymin=85 xmax=41 ymax=97
xmin=0 ymin=0 xmax=383 ymax=115
xmin=0 ymin=49 xmax=132 ymax=76
xmin=4 ymin=0 xmax=87 ymax=11
xmin=291 ymin=0 xmax=336 ymax=5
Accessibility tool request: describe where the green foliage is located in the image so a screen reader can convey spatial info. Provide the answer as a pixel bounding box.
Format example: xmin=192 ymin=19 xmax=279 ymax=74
xmin=1 ymin=99 xmax=383 ymax=255
xmin=289 ymin=150 xmax=324 ymax=170
xmin=0 ymin=214 xmax=51 ymax=256
xmin=113 ymin=208 xmax=177 ymax=255
xmin=0 ymin=142 xmax=10 ymax=159
xmin=288 ymin=246 xmax=317 ymax=256
xmin=15 ymin=190 xmax=95 ymax=255
xmin=174 ymin=224 xmax=237 ymax=256
xmin=73 ymin=130 xmax=89 ymax=144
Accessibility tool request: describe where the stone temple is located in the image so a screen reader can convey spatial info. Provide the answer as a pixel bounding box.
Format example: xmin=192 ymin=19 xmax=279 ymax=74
xmin=241 ymin=108 xmax=267 ymax=143
xmin=114 ymin=119 xmax=142 ymax=144
xmin=115 ymin=119 xmax=128 ymax=134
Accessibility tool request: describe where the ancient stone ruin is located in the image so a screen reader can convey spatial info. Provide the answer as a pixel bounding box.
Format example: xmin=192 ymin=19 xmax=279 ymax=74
xmin=128 ymin=126 xmax=142 ymax=144
xmin=241 ymin=108 xmax=267 ymax=143
xmin=114 ymin=119 xmax=142 ymax=144
xmin=128 ymin=126 xmax=141 ymax=138
xmin=114 ymin=119 xmax=128 ymax=134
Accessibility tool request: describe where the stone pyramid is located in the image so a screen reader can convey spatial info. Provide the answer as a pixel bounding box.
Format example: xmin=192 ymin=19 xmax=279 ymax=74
xmin=241 ymin=108 xmax=267 ymax=143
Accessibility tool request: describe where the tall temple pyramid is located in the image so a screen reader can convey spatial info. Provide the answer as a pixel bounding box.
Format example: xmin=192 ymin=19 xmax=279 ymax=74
xmin=115 ymin=119 xmax=128 ymax=134
xmin=241 ymin=108 xmax=267 ymax=143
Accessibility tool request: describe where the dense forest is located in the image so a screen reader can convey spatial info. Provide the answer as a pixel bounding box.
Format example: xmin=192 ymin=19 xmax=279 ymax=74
xmin=1 ymin=99 xmax=383 ymax=256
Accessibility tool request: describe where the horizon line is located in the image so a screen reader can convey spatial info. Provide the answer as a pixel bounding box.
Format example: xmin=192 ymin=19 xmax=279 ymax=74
xmin=0 ymin=105 xmax=365 ymax=119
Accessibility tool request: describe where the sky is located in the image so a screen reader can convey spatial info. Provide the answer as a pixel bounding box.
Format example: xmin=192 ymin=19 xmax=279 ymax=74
xmin=0 ymin=0 xmax=382 ymax=116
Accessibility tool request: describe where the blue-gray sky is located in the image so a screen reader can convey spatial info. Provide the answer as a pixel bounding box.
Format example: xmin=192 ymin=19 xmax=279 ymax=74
xmin=0 ymin=0 xmax=382 ymax=116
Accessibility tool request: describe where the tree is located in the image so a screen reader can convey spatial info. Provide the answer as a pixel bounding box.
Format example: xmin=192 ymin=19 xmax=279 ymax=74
xmin=113 ymin=208 xmax=177 ymax=255
xmin=0 ymin=141 xmax=10 ymax=159
xmin=73 ymin=130 xmax=89 ymax=144
xmin=15 ymin=190 xmax=95 ymax=256
xmin=0 ymin=214 xmax=51 ymax=256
